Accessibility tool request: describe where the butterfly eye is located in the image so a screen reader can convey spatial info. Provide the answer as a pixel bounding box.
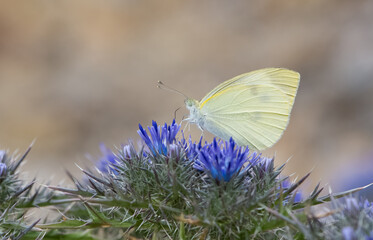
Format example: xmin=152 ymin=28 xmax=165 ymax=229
xmin=185 ymin=99 xmax=193 ymax=107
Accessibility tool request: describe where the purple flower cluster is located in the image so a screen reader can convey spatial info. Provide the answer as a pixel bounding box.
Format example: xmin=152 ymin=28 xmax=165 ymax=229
xmin=180 ymin=135 xmax=203 ymax=161
xmin=0 ymin=150 xmax=7 ymax=178
xmin=281 ymin=179 xmax=303 ymax=203
xmin=96 ymin=143 xmax=118 ymax=174
xmin=0 ymin=162 xmax=6 ymax=178
xmin=344 ymin=197 xmax=373 ymax=217
xmin=137 ymin=120 xmax=276 ymax=182
xmin=98 ymin=120 xmax=277 ymax=182
xmin=0 ymin=150 xmax=5 ymax=160
xmin=193 ymin=138 xmax=251 ymax=182
xmin=340 ymin=198 xmax=373 ymax=240
xmin=342 ymin=227 xmax=373 ymax=240
xmin=138 ymin=119 xmax=180 ymax=155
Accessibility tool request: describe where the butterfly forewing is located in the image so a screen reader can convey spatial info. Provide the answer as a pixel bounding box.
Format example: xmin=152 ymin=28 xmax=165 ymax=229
xmin=200 ymin=68 xmax=299 ymax=109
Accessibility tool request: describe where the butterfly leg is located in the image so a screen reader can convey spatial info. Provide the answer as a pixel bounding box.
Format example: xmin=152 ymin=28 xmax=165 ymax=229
xmin=183 ymin=120 xmax=190 ymax=133
xmin=196 ymin=124 xmax=205 ymax=139
xmin=180 ymin=115 xmax=187 ymax=126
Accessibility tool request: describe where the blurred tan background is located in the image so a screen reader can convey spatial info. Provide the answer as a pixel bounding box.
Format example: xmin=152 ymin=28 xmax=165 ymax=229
xmin=1 ymin=0 xmax=373 ymax=194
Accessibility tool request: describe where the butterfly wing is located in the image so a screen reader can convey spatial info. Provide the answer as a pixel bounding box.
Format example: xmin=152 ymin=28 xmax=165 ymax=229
xmin=200 ymin=68 xmax=299 ymax=108
xmin=199 ymin=69 xmax=300 ymax=150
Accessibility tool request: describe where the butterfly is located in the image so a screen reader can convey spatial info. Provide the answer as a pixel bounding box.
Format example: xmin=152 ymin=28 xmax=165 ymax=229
xmin=159 ymin=68 xmax=300 ymax=151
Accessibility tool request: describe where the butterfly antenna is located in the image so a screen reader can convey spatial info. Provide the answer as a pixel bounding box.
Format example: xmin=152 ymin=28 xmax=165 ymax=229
xmin=174 ymin=107 xmax=181 ymax=120
xmin=157 ymin=81 xmax=189 ymax=99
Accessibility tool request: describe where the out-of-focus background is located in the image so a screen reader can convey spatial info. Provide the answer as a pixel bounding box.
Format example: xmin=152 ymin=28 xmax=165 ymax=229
xmin=1 ymin=1 xmax=373 ymax=195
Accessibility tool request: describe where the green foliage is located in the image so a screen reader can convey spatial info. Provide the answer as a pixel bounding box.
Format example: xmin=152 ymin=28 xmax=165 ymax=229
xmin=0 ymin=147 xmax=97 ymax=239
xmin=0 ymin=147 xmax=41 ymax=239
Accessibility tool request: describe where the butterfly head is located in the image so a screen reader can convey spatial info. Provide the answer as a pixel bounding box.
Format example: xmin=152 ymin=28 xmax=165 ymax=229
xmin=185 ymin=98 xmax=204 ymax=125
xmin=184 ymin=98 xmax=199 ymax=109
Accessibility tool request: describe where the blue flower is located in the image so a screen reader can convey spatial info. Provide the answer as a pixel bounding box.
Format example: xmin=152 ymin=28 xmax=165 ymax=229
xmin=293 ymin=191 xmax=302 ymax=203
xmin=0 ymin=162 xmax=6 ymax=178
xmin=280 ymin=179 xmax=303 ymax=203
xmin=258 ymin=156 xmax=274 ymax=172
xmin=362 ymin=200 xmax=373 ymax=217
xmin=344 ymin=197 xmax=373 ymax=217
xmin=138 ymin=119 xmax=181 ymax=155
xmin=0 ymin=150 xmax=7 ymax=179
xmin=194 ymin=137 xmax=251 ymax=182
xmin=96 ymin=143 xmax=118 ymax=174
xmin=253 ymin=156 xmax=275 ymax=180
xmin=122 ymin=144 xmax=133 ymax=159
xmin=342 ymin=226 xmax=373 ymax=240
xmin=342 ymin=226 xmax=355 ymax=240
xmin=345 ymin=197 xmax=360 ymax=212
xmin=168 ymin=143 xmax=181 ymax=159
xmin=337 ymin=198 xmax=373 ymax=239
xmin=180 ymin=134 xmax=203 ymax=161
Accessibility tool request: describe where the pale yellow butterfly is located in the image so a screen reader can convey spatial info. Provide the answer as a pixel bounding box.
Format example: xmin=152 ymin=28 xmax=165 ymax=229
xmin=159 ymin=68 xmax=300 ymax=151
